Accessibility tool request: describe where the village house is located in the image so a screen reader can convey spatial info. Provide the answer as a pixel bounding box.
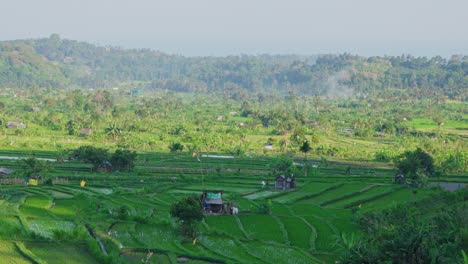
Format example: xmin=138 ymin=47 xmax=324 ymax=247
xmin=274 ymin=175 xmax=296 ymax=191
xmin=6 ymin=121 xmax=26 ymax=129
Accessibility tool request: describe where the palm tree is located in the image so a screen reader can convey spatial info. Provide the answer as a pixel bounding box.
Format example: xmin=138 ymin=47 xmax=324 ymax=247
xmin=300 ymin=139 xmax=312 ymax=176
xmin=105 ymin=123 xmax=122 ymax=141
xmin=300 ymin=139 xmax=312 ymax=161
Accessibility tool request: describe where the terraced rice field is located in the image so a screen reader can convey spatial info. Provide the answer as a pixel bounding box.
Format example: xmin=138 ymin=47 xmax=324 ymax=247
xmin=0 ymin=241 xmax=32 ymax=264
xmin=0 ymin=151 xmax=463 ymax=263
xmin=25 ymin=242 xmax=100 ymax=264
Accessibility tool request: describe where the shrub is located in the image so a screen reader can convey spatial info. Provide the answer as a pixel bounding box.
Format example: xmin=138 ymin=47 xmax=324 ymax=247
xmin=256 ymin=203 xmax=271 ymax=215
xmin=169 ymin=142 xmax=184 ymax=152
xmin=110 ymin=149 xmax=137 ymax=172
xmin=117 ymin=205 xmax=130 ymax=220
xmin=345 ymin=196 xmax=468 ymax=264
xmin=44 ymin=178 xmax=53 ymax=185
xmin=374 ymin=149 xmax=397 ymax=162
xmin=133 ymin=215 xmax=149 ymax=224
xmin=441 ymin=151 xmax=466 ymax=173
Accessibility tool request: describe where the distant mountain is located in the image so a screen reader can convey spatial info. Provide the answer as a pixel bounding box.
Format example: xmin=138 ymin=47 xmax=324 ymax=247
xmin=0 ymin=35 xmax=466 ymax=100
xmin=0 ymin=41 xmax=68 ymax=87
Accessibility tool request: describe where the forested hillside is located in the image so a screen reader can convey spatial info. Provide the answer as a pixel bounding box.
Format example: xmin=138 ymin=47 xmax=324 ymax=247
xmin=0 ymin=34 xmax=467 ymax=100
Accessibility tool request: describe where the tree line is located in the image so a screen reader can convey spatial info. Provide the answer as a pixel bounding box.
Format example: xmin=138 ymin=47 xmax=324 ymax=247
xmin=0 ymin=35 xmax=466 ymax=101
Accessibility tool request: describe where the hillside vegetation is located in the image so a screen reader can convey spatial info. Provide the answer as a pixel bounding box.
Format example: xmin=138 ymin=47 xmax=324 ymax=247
xmin=0 ymin=35 xmax=467 ymax=263
xmin=0 ymin=34 xmax=466 ymax=101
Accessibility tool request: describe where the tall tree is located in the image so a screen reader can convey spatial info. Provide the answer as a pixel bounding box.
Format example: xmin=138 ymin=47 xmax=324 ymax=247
xmin=20 ymin=156 xmax=53 ymax=178
xmin=170 ymin=196 xmax=204 ymax=237
xmin=110 ymin=149 xmax=137 ymax=172
xmin=74 ymin=146 xmax=109 ymax=171
xmin=394 ymin=148 xmax=435 ymax=187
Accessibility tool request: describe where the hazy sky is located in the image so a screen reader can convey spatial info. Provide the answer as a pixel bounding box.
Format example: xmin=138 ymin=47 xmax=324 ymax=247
xmin=1 ymin=0 xmax=467 ymax=57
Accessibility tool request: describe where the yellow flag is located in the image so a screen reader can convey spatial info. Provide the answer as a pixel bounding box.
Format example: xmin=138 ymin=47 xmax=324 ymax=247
xmin=28 ymin=179 xmax=38 ymax=186
xmin=192 ymin=238 xmax=197 ymax=245
xmin=80 ymin=180 xmax=86 ymax=187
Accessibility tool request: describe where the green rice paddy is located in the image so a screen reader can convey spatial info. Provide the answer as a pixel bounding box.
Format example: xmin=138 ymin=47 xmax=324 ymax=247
xmin=0 ymin=151 xmax=465 ymax=263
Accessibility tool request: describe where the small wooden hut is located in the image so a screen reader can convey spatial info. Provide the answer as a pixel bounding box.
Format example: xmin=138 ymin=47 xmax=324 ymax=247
xmin=201 ymin=190 xmax=225 ymax=214
xmin=0 ymin=167 xmax=13 ymax=176
xmin=274 ymin=175 xmax=296 ymax=191
xmin=79 ymin=128 xmax=93 ymax=136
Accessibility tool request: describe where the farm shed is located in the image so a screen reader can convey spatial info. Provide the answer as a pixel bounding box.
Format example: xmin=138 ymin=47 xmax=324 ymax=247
xmin=0 ymin=167 xmax=13 ymax=176
xmin=6 ymin=121 xmax=26 ymax=129
xmin=274 ymin=175 xmax=296 ymax=191
xmin=79 ymin=128 xmax=93 ymax=136
xmin=97 ymin=161 xmax=113 ymax=172
xmin=201 ymin=190 xmax=226 ymax=214
xmin=394 ymin=173 xmax=405 ymax=184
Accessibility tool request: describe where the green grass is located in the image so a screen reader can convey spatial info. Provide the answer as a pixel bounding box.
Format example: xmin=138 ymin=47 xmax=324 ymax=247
xmin=26 ymin=219 xmax=75 ymax=239
xmin=108 ymin=222 xmax=142 ymax=248
xmin=279 ymin=216 xmax=313 ymax=249
xmin=239 ymin=215 xmax=285 ymax=243
xmin=0 ymin=241 xmax=31 ymax=264
xmin=22 ymin=195 xmax=52 ymax=208
xmin=121 ymin=251 xmax=171 ymax=264
xmin=199 ymin=235 xmax=261 ymax=263
xmin=297 ymin=183 xmax=370 ymax=205
xmin=132 ymin=223 xmax=181 ymax=252
xmin=325 ymin=184 xmax=397 ymax=208
xmin=273 ymin=182 xmax=337 ymax=204
xmin=244 ymin=240 xmax=320 ymax=264
xmin=360 ymin=188 xmax=434 ymax=211
xmin=302 ymin=216 xmax=340 ymax=252
xmin=205 ymin=215 xmax=246 ymax=238
xmin=25 ymin=242 xmax=100 ymax=264
xmin=243 ymin=190 xmax=276 ymax=200
xmin=0 ymin=216 xmax=23 ymax=238
xmin=270 ymin=203 xmax=293 ymax=215
xmin=289 ymin=204 xmax=333 ymax=218
xmin=19 ymin=196 xmax=56 ymax=219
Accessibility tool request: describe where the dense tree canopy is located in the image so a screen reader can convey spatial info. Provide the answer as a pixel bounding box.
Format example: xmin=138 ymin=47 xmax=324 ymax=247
xmin=20 ymin=156 xmax=53 ymax=178
xmin=170 ymin=196 xmax=204 ymax=237
xmin=395 ymin=148 xmax=435 ymax=186
xmin=110 ymin=149 xmax=137 ymax=172
xmin=344 ymin=190 xmax=468 ymax=263
xmin=0 ymin=36 xmax=466 ymax=101
xmin=74 ymin=146 xmax=110 ymax=171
